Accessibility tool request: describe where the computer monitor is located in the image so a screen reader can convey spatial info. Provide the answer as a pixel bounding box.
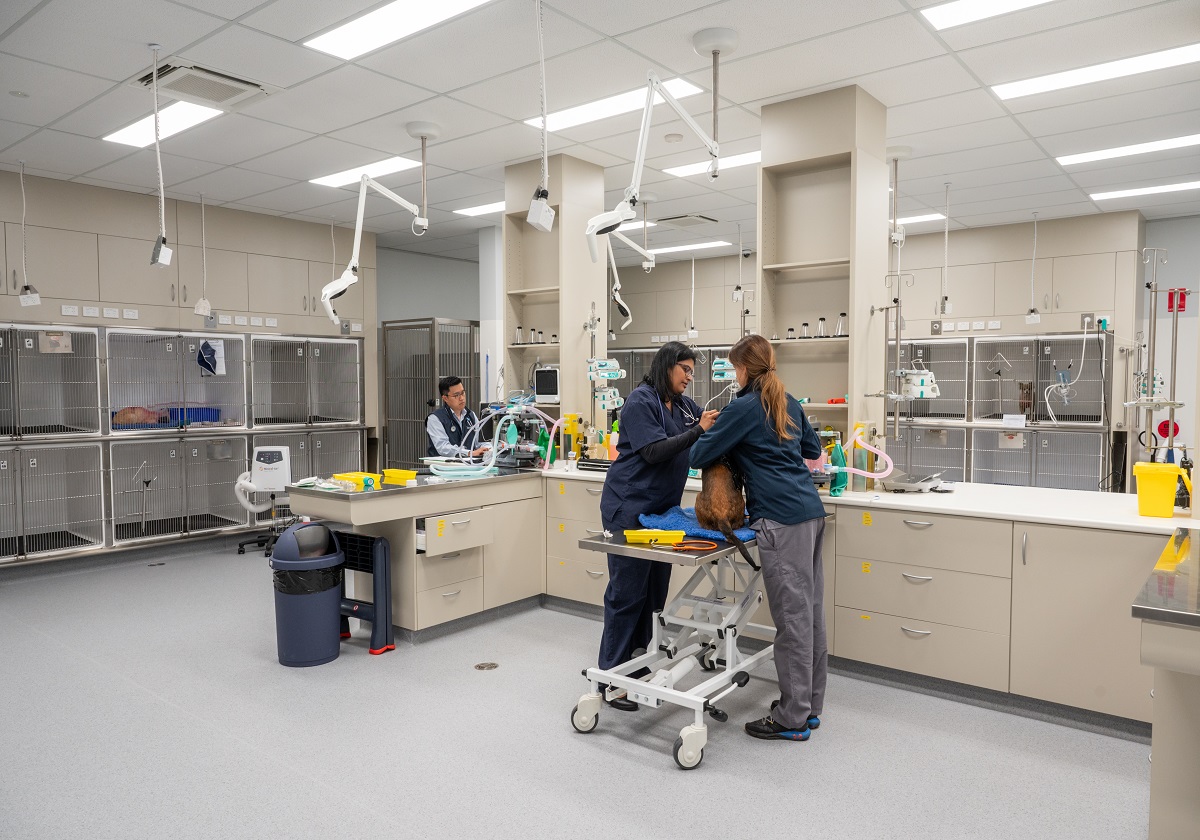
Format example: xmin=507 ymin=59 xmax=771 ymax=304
xmin=533 ymin=366 xmax=560 ymax=404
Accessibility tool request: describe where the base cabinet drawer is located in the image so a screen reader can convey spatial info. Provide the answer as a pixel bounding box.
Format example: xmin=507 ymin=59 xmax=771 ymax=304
xmin=835 ymin=556 xmax=1011 ymax=635
xmin=834 ymin=607 xmax=1009 ymax=692
xmin=547 ymin=555 xmax=608 ymax=606
xmin=417 ymin=547 xmax=483 ymax=592
xmin=547 ymin=518 xmax=606 ymax=563
xmin=546 ymin=478 xmax=604 ymax=520
xmin=838 ymin=508 xmax=1012 ymax=577
xmin=423 ymin=507 xmax=494 ymax=555
xmin=416 ymin=577 xmax=484 ymax=629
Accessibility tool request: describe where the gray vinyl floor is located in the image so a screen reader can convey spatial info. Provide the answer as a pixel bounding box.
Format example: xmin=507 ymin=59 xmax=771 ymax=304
xmin=0 ymin=539 xmax=1151 ymax=840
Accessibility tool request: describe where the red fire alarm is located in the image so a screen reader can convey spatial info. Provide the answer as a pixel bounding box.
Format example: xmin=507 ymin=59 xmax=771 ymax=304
xmin=1167 ymin=289 xmax=1187 ymax=313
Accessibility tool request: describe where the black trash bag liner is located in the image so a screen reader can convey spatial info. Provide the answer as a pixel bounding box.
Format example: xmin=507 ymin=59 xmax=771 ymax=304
xmin=273 ymin=566 xmax=342 ymax=595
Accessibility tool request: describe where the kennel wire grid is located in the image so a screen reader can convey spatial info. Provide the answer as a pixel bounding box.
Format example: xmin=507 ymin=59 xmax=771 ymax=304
xmin=908 ymin=339 xmax=969 ymax=420
xmin=308 ymin=339 xmax=362 ymax=424
xmin=1033 ymin=430 xmax=1107 ymax=492
xmin=11 ymin=327 xmax=102 ymax=436
xmin=894 ymin=424 xmax=968 ymax=482
xmin=20 ymin=442 xmax=105 ymax=556
xmin=971 ymin=337 xmax=1040 ymax=422
xmin=180 ymin=333 xmax=247 ymax=429
xmin=1036 ymin=333 xmax=1110 ymax=425
xmin=970 ymin=427 xmax=1034 ymax=487
xmin=0 ymin=449 xmax=17 ymax=561
xmin=251 ymin=337 xmax=362 ymax=428
xmin=185 ymin=438 xmax=249 ymax=534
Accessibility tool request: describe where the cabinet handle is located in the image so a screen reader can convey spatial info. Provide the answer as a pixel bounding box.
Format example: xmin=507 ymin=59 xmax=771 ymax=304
xmin=1021 ymin=531 xmax=1027 ymax=565
xmin=901 ymin=572 xmax=934 ymax=583
xmin=11 ymin=268 xmax=16 ymax=290
xmin=585 ymin=528 xmax=605 ymax=535
xmin=303 ymin=296 xmax=308 ymax=311
xmin=182 ymin=284 xmax=187 ymax=303
xmin=450 ymin=519 xmax=471 ymax=526
xmin=1043 ymin=293 xmax=1049 ymax=310
xmin=1055 ymin=293 xmax=1061 ymax=309
xmin=901 ymin=626 xmax=933 ymax=636
xmin=585 ymin=569 xmax=604 ymax=578
xmin=442 ymin=590 xmax=462 ymax=597
xmin=441 ymin=552 xmax=462 ymax=559
xmin=170 ymin=283 xmax=176 ymax=302
xmin=312 ymin=296 xmax=317 ymax=312
xmin=902 ymin=519 xmax=933 ymax=528
xmin=586 ymin=487 xmax=602 ymax=496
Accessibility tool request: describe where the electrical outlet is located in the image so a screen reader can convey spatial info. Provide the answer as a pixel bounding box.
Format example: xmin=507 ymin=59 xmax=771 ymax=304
xmin=972 ymin=321 xmax=985 ymax=331
xmin=205 ymin=313 xmax=217 ymax=328
xmin=341 ymin=321 xmax=351 ymax=335
xmin=1080 ymin=312 xmax=1094 ymax=329
xmin=957 ymin=321 xmax=970 ymax=332
xmin=988 ymin=320 xmax=1002 ymax=330
xmin=931 ymin=320 xmax=943 ymax=335
xmin=942 ymin=321 xmax=956 ymax=332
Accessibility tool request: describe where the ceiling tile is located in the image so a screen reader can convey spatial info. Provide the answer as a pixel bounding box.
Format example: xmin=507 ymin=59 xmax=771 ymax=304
xmin=901 ymin=140 xmax=1047 ymax=181
xmin=428 ymin=123 xmax=567 ymax=171
xmin=851 ymin=55 xmax=981 ymax=109
xmin=568 ymin=104 xmax=758 ymax=153
xmin=0 ymin=0 xmax=225 ymax=82
xmin=84 ymin=151 xmax=223 ymax=191
xmin=0 ymin=162 xmax=77 ymax=181
xmin=886 ymin=90 xmax=1006 ymax=137
xmin=938 ymin=0 xmax=1167 ymax=51
xmin=238 ymin=135 xmax=394 ymax=180
xmin=1014 ymin=80 xmax=1200 ymax=137
xmin=0 ymin=119 xmax=37 ymax=150
xmin=959 ymin=1 xmax=1200 ymax=87
xmin=230 ymin=180 xmax=348 ymax=214
xmin=956 ymin=202 xmax=1099 ymax=227
xmin=901 ymin=159 xmax=1065 ymax=196
xmin=554 ymin=144 xmax=626 ymax=169
xmin=423 ymin=172 xmax=505 ymax=206
xmin=1140 ymin=197 xmax=1200 ymax=219
xmin=1039 ymin=109 xmax=1200 ymax=158
xmin=220 ymin=201 xmax=287 ymax=215
xmin=946 ymin=189 xmax=1093 ymax=219
xmin=1067 ymin=152 xmax=1200 ymax=189
xmin=240 ymin=0 xmax=379 ymax=43
xmin=703 ymin=15 xmax=946 ymax=106
xmin=2 ymin=129 xmax=135 ymax=175
xmin=890 ymin=117 xmax=1031 ymax=159
xmin=1002 ymin=62 xmax=1200 ymax=115
xmin=176 ymin=24 xmax=340 ymax=89
xmin=361 ymin=0 xmax=601 ymax=94
xmin=907 ymin=175 xmax=1081 ymax=206
xmin=172 ymin=0 xmax=271 ymax=20
xmin=0 ymin=54 xmax=116 ymax=126
xmin=168 ymin=166 xmax=296 ymax=204
xmin=159 ymin=113 xmax=314 ymax=166
xmin=0 ymin=0 xmax=41 ymax=35
xmin=328 ymin=97 xmax=510 ymax=157
xmin=619 ymin=0 xmax=905 ymax=76
xmin=545 ymin=0 xmax=722 ymax=37
xmin=50 ymin=85 xmax=156 ymax=138
xmin=239 ymin=66 xmax=432 ymax=134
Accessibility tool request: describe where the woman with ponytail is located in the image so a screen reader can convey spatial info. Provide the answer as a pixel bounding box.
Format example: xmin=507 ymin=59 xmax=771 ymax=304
xmin=689 ymin=334 xmax=827 ymax=742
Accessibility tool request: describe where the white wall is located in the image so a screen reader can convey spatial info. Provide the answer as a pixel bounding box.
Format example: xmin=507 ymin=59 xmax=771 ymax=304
xmin=376 ymin=247 xmax=480 ymax=322
xmin=1145 ymin=215 xmax=1199 ymax=455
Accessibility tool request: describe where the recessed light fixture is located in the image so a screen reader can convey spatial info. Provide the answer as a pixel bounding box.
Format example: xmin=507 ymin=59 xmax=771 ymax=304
xmin=663 ymin=150 xmax=761 ymax=178
xmin=921 ymin=0 xmax=1056 ymax=30
xmin=993 ymin=42 xmax=1200 ymax=100
xmin=1057 ymin=133 xmax=1200 ymax=166
xmin=1090 ymin=180 xmax=1200 ymax=201
xmin=9 ymin=90 xmax=30 ymax=98
xmin=648 ymin=240 xmax=731 ymax=255
xmin=616 ymin=221 xmax=656 ymax=232
xmin=665 ymin=133 xmax=684 ymax=143
xmin=310 ymin=156 xmax=421 ymax=188
xmin=305 ymin=0 xmax=493 ymax=60
xmin=892 ymin=213 xmax=946 ymax=224
xmin=454 ymin=201 xmax=506 ymax=216
xmin=103 ymin=101 xmax=222 ymax=147
xmin=525 ymin=78 xmax=703 ymax=132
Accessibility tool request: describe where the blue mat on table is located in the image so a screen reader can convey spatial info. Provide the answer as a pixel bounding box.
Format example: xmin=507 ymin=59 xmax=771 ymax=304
xmin=638 ymin=506 xmax=754 ymax=543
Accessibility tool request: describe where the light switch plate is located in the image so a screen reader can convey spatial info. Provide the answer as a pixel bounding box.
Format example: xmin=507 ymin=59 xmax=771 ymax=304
xmin=103 ymin=307 xmax=119 ymax=319
xmin=351 ymin=322 xmax=363 ymax=333
xmin=942 ymin=321 xmax=956 ymax=332
xmin=972 ymin=321 xmax=985 ymax=331
xmin=83 ymin=306 xmax=99 ymax=318
xmin=957 ymin=321 xmax=970 ymax=331
xmin=265 ymin=317 xmax=278 ymax=327
xmin=250 ymin=316 xmax=263 ymax=326
xmin=218 ymin=315 xmax=232 ymax=325
xmin=988 ymin=320 xmax=1002 ymax=330
xmin=61 ymin=305 xmax=79 ymax=316
xmin=234 ymin=315 xmax=248 ymax=326
xmin=123 ymin=309 xmax=139 ymax=320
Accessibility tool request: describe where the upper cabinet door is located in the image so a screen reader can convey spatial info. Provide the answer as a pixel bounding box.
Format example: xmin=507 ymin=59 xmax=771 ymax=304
xmin=177 ymin=245 xmax=248 ymax=312
xmin=98 ymin=234 xmax=175 ymax=306
xmin=247 ymin=254 xmax=308 ymax=316
xmin=7 ymin=224 xmax=100 ymax=301
xmin=994 ymin=259 xmax=1052 ymax=317
xmin=309 ymin=261 xmax=363 ymax=321
xmin=1051 ymin=253 xmax=1116 ymax=313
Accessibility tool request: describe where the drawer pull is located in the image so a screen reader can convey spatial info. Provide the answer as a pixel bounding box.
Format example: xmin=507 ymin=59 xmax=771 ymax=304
xmin=450 ymin=519 xmax=471 ymax=526
xmin=1022 ymin=531 xmax=1027 ymax=565
xmin=586 ymin=487 xmax=603 ymax=496
xmin=901 ymin=573 xmax=934 ymax=583
xmin=441 ymin=552 xmax=462 ymax=559
xmin=901 ymin=626 xmax=933 ymax=636
xmin=442 ymin=590 xmax=462 ymax=598
xmin=902 ymin=520 xmax=933 ymax=528
xmin=585 ymin=569 xmax=604 ymax=578
xmin=585 ymin=528 xmax=605 ymax=535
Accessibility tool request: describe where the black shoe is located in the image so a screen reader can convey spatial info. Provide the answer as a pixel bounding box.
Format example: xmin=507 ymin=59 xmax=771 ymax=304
xmin=607 ymin=695 xmax=639 ymax=712
xmin=745 ymin=715 xmax=809 ymax=741
xmin=770 ymin=700 xmax=821 ymax=730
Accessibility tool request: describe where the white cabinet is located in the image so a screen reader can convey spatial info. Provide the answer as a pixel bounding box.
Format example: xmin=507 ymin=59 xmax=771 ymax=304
xmin=247 ymin=254 xmax=309 ymax=316
xmin=994 ymin=259 xmax=1051 ymax=317
xmin=484 ymin=496 xmax=544 ymax=609
xmin=7 ymin=224 xmax=100 ymax=301
xmin=98 ymin=234 xmax=177 ymax=306
xmin=177 ymin=245 xmax=248 ymax=312
xmin=1050 ymin=252 xmax=1115 ymax=313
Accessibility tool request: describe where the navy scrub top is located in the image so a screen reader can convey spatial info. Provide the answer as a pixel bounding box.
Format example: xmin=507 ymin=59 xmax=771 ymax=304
xmin=601 ymin=383 xmax=702 ymax=530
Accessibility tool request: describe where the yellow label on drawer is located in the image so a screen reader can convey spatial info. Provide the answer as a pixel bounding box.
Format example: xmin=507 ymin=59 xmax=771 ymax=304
xmin=559 ymin=483 xmax=565 ymax=494
xmin=861 ymin=614 xmax=871 ymax=620
xmin=862 ymin=512 xmax=872 ymax=526
xmin=559 ymin=523 xmax=565 ymax=532
xmin=437 ymin=519 xmax=445 ymax=537
xmin=861 ymin=562 xmax=871 ymax=574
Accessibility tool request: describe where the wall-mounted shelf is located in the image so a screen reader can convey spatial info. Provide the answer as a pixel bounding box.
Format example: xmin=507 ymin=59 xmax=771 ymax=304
xmin=771 ymin=336 xmax=850 ymax=350
xmin=763 ymin=258 xmax=851 ymax=273
xmin=507 ymin=343 xmax=561 ymax=351
xmin=506 ymin=286 xmax=560 ymax=298
xmin=804 ymin=403 xmax=849 ymax=411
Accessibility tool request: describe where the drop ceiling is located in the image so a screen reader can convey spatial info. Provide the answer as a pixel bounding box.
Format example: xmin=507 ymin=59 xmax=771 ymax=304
xmin=1 ymin=0 xmax=1197 ymax=266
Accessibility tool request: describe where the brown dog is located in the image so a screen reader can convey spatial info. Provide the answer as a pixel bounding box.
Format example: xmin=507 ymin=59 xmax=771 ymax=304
xmin=694 ymin=459 xmax=757 ymax=568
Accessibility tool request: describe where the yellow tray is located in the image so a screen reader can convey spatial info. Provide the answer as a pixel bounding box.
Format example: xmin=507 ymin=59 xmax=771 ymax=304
xmin=624 ymin=529 xmax=686 ymax=545
xmin=332 ymin=471 xmax=383 ymax=491
xmin=383 ymin=468 xmax=417 ymax=485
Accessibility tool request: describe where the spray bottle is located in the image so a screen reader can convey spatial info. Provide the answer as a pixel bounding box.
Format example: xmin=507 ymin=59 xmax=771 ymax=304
xmin=829 ymin=441 xmax=849 ymax=497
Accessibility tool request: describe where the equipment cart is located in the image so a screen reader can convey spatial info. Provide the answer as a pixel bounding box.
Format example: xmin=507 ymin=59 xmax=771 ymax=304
xmin=571 ymin=533 xmax=773 ymax=770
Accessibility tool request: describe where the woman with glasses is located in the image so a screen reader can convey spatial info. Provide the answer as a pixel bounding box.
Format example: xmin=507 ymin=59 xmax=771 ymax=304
xmin=598 ymin=341 xmax=718 ymax=711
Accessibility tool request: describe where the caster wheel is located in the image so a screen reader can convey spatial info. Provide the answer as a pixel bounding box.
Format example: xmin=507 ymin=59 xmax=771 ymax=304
xmin=707 ymin=707 xmax=728 ymax=723
xmin=673 ymin=736 xmax=703 ymax=770
xmin=699 ymin=651 xmax=716 ymax=672
xmin=237 ymin=548 xmax=245 ymax=555
xmin=571 ymin=704 xmax=598 ymax=733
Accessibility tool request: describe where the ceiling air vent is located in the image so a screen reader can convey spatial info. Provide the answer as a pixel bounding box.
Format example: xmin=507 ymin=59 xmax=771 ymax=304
xmin=657 ymin=214 xmax=718 ymax=229
xmin=131 ymin=62 xmax=275 ymax=109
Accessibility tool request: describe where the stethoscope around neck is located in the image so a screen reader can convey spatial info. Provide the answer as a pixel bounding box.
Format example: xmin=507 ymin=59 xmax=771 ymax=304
xmin=642 ymin=383 xmax=699 ymax=428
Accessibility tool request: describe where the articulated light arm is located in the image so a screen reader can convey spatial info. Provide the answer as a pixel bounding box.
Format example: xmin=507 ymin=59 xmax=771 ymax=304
xmin=321 ymin=174 xmax=429 ymax=325
xmin=584 ymin=71 xmax=719 ymax=263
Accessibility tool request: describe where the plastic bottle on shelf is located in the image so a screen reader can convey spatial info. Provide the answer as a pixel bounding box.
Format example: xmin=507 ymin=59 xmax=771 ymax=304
xmin=835 ymin=313 xmax=847 ymax=337
xmin=514 ymin=325 xmax=523 ymax=345
xmin=800 ymin=322 xmax=810 ymax=339
xmin=817 ymin=317 xmax=827 ymax=338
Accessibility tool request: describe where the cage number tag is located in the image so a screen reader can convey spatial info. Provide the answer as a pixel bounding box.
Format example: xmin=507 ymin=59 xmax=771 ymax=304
xmin=559 ymin=483 xmax=565 ymax=494
xmin=166 ymin=343 xmax=173 ymax=352
xmin=862 ymin=562 xmax=871 ymax=574
xmin=297 ymin=348 xmax=304 ymax=357
xmin=314 ymin=348 xmax=320 ymax=357
xmin=170 ymin=450 xmax=177 ymax=458
xmin=189 ymin=344 xmax=196 ymax=353
xmin=300 ymin=441 xmax=305 ymax=449
xmin=28 ymin=458 xmax=37 ymax=469
xmin=559 ymin=523 xmax=565 ymax=533
xmin=23 ymin=338 xmax=33 ymax=350
xmin=0 ymin=460 xmax=7 ymax=470
xmin=315 ymin=441 xmax=321 ymax=448
xmin=862 ymin=512 xmax=872 ymax=526
xmin=192 ymin=449 xmax=199 ymax=457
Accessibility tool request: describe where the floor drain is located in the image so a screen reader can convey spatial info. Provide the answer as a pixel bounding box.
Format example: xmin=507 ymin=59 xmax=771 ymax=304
xmin=474 ymin=662 xmax=498 ymax=671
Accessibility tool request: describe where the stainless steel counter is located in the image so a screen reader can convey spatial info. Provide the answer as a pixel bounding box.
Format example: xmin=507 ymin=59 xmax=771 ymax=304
xmin=1132 ymin=528 xmax=1200 ymax=629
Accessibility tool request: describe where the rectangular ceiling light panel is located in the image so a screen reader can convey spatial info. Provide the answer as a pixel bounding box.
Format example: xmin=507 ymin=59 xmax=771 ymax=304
xmin=526 ymin=79 xmax=703 ymax=132
xmin=994 ymin=43 xmax=1200 ymax=100
xmin=648 ymin=240 xmax=731 ymax=255
xmin=305 ymin=0 xmax=494 ymax=60
xmin=454 ymin=201 xmax=506 ymax=216
xmin=894 ymin=213 xmax=946 ymax=224
xmin=310 ymin=156 xmax=421 ymax=188
xmin=616 ymin=220 xmax=656 ymax=232
xmin=1091 ymin=180 xmax=1200 ymax=200
xmin=921 ymin=0 xmax=1057 ymax=30
xmin=1058 ymin=133 xmax=1200 ymax=166
xmin=103 ymin=102 xmax=223 ymax=147
xmin=663 ymin=150 xmax=761 ymax=178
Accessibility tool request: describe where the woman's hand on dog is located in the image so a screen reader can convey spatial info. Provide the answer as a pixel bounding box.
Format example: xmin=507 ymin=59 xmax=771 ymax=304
xmin=698 ymin=409 xmax=720 ymax=431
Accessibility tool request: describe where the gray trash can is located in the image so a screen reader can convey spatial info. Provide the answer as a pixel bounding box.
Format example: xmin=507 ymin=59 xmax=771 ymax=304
xmin=269 ymin=523 xmax=343 ymax=667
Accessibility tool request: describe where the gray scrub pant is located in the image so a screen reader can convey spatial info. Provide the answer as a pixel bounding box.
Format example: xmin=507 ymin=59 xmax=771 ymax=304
xmin=751 ymin=516 xmax=827 ymax=730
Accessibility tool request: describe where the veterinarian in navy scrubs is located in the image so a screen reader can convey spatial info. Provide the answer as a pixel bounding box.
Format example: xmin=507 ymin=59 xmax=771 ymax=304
xmin=598 ymin=342 xmax=718 ymax=711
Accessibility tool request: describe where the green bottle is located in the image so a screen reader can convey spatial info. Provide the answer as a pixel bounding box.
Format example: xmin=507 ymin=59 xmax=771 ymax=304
xmin=829 ymin=442 xmax=849 ymax=497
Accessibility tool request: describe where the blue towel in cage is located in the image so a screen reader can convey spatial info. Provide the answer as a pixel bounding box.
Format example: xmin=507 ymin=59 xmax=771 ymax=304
xmin=638 ymin=506 xmax=755 ymax=543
